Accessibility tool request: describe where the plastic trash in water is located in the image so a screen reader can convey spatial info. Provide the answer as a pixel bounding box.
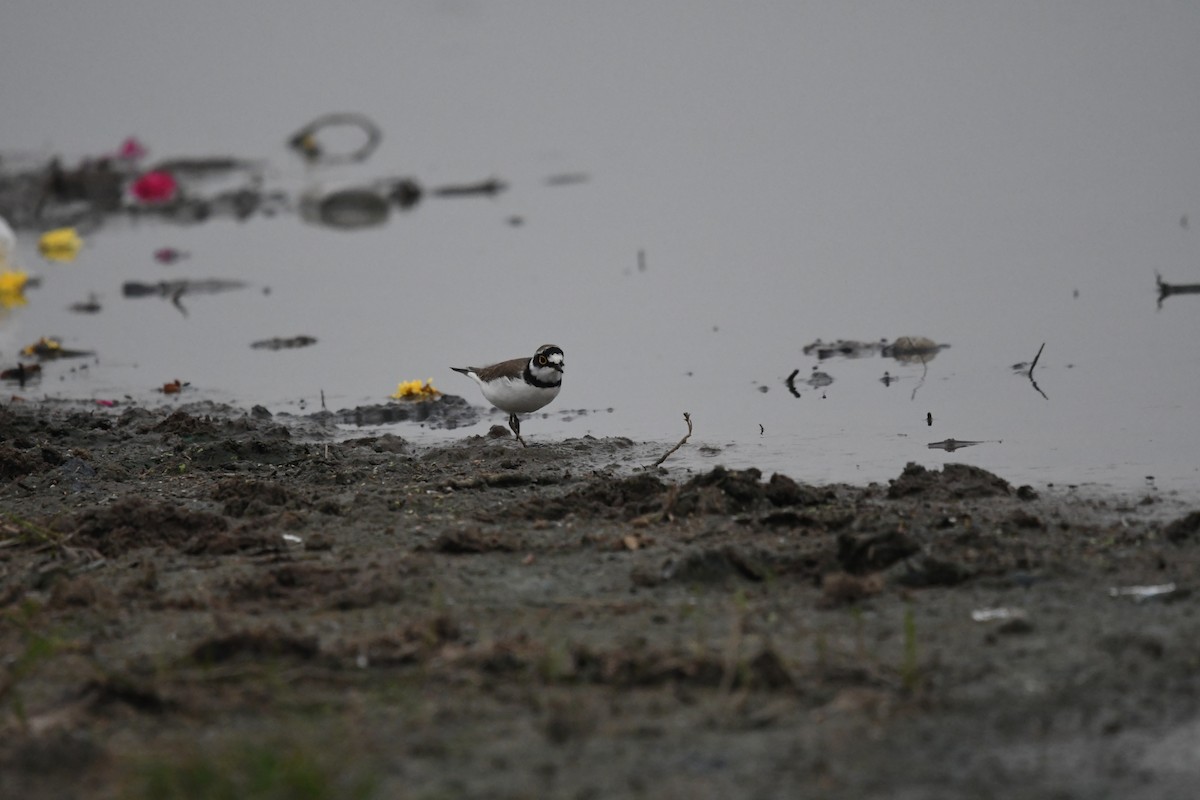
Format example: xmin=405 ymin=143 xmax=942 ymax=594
xmin=131 ymin=170 xmax=178 ymax=203
xmin=298 ymin=185 xmax=391 ymax=229
xmin=0 ymin=269 xmax=29 ymax=309
xmin=38 ymin=227 xmax=83 ymax=262
xmin=154 ymin=247 xmax=189 ymax=264
xmin=115 ymin=136 xmax=148 ymax=162
xmin=971 ymin=607 xmax=1027 ymax=623
xmin=1108 ymin=582 xmax=1178 ymax=602
xmin=287 ymin=113 xmax=382 ymax=165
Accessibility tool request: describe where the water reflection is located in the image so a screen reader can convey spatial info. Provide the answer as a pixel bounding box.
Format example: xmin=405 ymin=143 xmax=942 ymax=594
xmin=2 ymin=4 xmax=1199 ymax=495
xmin=0 ymin=114 xmax=512 ymax=235
xmin=122 ymin=278 xmax=249 ymax=317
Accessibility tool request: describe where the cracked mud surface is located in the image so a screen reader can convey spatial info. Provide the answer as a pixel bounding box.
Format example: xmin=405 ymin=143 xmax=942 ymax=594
xmin=2 ymin=400 xmax=1199 ymax=799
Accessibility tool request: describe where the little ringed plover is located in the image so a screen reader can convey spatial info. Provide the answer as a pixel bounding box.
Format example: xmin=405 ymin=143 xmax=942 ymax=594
xmin=451 ymin=344 xmax=564 ymax=446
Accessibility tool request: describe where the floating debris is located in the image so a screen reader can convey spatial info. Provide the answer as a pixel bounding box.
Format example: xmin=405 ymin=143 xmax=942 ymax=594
xmin=927 ymin=438 xmax=993 ymax=452
xmin=147 ymin=157 xmax=258 ymax=179
xmin=1108 ymin=582 xmax=1181 ymax=603
xmin=807 ymin=370 xmax=834 ymax=388
xmin=21 ymin=336 xmax=93 ymax=360
xmin=130 ymin=170 xmax=178 ymax=204
xmin=154 ymin=247 xmax=189 ymax=264
xmin=0 ymin=269 xmax=30 ymax=308
xmin=544 ymin=172 xmax=590 ymax=186
xmin=115 ymin=136 xmax=148 ymax=162
xmin=122 ymin=278 xmax=248 ymax=316
xmin=287 ymin=113 xmax=382 ymax=165
xmin=1156 ymin=272 xmax=1200 ymax=309
xmin=883 ymin=336 xmax=947 ymax=363
xmin=391 ymin=379 xmax=441 ymax=401
xmin=1 ymin=126 xmax=517 ymax=237
xmin=251 ymin=335 xmax=317 ymax=351
xmin=802 ymin=336 xmax=949 ymax=363
xmin=38 ymin=227 xmax=83 ymax=262
xmin=432 ymin=178 xmax=507 ymax=198
xmin=68 ymin=293 xmax=102 ymax=313
xmin=42 ymin=157 xmax=125 ymax=219
xmin=802 ymin=338 xmax=886 ymax=360
xmin=783 ymin=368 xmax=832 ymax=395
xmin=387 ymin=178 xmax=423 ymax=210
xmin=299 ymin=186 xmax=390 ymax=229
xmin=796 ymin=336 xmax=949 ymax=400
xmin=1 ymin=363 xmax=41 ymax=386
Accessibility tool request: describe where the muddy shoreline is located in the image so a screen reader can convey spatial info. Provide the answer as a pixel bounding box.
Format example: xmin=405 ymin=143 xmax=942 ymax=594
xmin=2 ymin=398 xmax=1199 ymax=799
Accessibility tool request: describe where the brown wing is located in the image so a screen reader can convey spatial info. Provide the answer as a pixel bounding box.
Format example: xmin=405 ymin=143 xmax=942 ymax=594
xmin=472 ymin=357 xmax=527 ymax=382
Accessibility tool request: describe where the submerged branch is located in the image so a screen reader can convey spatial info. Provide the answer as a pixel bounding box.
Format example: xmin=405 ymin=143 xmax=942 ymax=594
xmin=1027 ymin=342 xmax=1048 ymax=400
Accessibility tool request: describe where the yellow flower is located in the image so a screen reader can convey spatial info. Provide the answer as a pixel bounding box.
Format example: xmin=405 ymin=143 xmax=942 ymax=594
xmin=0 ymin=269 xmax=29 ymax=309
xmin=21 ymin=336 xmax=62 ymax=357
xmin=38 ymin=227 xmax=83 ymax=263
xmin=391 ymin=378 xmax=441 ymax=400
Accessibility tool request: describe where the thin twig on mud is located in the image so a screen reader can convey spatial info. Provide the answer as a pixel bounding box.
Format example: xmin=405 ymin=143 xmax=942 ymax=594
xmin=652 ymin=412 xmax=693 ymax=468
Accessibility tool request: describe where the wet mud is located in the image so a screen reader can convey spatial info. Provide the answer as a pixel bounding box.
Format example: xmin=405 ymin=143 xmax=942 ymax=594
xmin=2 ymin=400 xmax=1199 ymax=799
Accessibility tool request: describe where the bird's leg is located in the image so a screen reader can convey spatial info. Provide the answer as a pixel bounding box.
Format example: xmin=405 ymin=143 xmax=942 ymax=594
xmin=509 ymin=413 xmax=526 ymax=447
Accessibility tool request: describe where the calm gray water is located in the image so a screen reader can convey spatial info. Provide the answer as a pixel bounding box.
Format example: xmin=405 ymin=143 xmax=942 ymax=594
xmin=2 ymin=2 xmax=1198 ymax=493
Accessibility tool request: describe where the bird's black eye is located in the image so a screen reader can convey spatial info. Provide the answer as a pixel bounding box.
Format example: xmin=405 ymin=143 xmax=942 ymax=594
xmin=538 ymin=355 xmax=547 ymax=365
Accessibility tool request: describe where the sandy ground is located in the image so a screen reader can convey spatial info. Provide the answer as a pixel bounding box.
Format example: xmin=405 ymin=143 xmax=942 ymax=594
xmin=2 ymin=397 xmax=1199 ymax=799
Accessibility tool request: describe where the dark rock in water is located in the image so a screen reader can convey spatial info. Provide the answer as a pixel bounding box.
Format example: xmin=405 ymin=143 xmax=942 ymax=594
xmin=887 ymin=462 xmax=1011 ymax=500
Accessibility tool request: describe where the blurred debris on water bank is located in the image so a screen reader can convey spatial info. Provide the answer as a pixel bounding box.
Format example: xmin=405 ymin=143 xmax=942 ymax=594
xmin=0 ymin=114 xmax=526 ymax=234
